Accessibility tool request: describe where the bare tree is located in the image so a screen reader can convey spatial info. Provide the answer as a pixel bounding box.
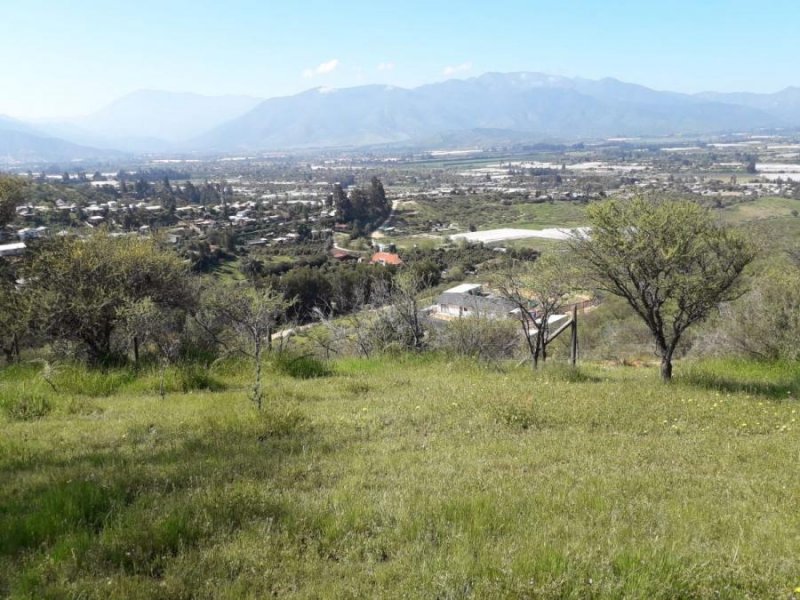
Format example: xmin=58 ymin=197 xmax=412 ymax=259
xmin=372 ymin=271 xmax=432 ymax=352
xmin=202 ymin=284 xmax=291 ymax=409
xmin=493 ymin=252 xmax=577 ymax=369
xmin=121 ymin=298 xmax=184 ymax=399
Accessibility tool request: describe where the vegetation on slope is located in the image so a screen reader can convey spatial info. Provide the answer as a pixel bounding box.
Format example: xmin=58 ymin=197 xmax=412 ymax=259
xmin=1 ymin=355 xmax=799 ymax=598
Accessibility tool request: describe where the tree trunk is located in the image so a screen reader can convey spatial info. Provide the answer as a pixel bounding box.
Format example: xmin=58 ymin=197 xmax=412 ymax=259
xmin=133 ymin=335 xmax=140 ymax=364
xmin=159 ymin=362 xmax=167 ymax=400
xmin=13 ymin=332 xmax=20 ymax=363
xmin=252 ymin=339 xmax=263 ymax=410
xmin=660 ymin=356 xmax=673 ymax=382
xmin=570 ymin=307 xmax=578 ymax=367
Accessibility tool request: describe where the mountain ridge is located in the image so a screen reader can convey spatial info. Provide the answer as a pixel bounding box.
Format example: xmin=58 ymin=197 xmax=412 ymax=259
xmin=194 ymin=72 xmax=787 ymax=151
xmin=4 ymin=73 xmax=800 ymax=161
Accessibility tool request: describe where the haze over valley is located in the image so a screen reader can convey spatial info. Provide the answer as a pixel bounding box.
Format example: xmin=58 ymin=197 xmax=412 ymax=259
xmin=3 ymin=73 xmax=800 ymax=163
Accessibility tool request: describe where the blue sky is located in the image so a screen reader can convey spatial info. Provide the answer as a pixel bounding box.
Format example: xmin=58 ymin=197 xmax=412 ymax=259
xmin=2 ymin=0 xmax=798 ymax=118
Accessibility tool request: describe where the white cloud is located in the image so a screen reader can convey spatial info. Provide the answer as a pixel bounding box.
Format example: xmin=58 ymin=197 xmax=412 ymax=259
xmin=443 ymin=62 xmax=473 ymax=76
xmin=377 ymin=62 xmax=395 ymax=72
xmin=303 ymin=59 xmax=340 ymax=78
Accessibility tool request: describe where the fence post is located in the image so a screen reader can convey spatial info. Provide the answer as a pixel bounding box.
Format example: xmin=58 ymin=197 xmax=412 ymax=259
xmin=570 ymin=305 xmax=578 ymax=367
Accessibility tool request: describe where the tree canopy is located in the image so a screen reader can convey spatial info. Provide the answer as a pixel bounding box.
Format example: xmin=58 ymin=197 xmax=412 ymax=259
xmin=334 ymin=177 xmax=391 ymax=236
xmin=569 ymin=197 xmax=754 ymax=380
xmin=25 ymin=232 xmax=194 ymax=364
xmin=0 ymin=175 xmax=24 ymax=228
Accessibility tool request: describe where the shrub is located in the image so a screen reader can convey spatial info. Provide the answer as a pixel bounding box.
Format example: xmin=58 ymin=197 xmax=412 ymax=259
xmin=177 ymin=365 xmax=225 ymax=393
xmin=273 ymin=353 xmax=331 ymax=379
xmin=53 ymin=364 xmax=135 ymax=397
xmin=430 ymin=317 xmax=519 ymax=363
xmin=1 ymin=389 xmax=51 ymax=421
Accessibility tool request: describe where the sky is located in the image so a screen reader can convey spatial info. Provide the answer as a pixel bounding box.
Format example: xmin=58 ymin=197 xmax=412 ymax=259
xmin=2 ymin=0 xmax=799 ymax=119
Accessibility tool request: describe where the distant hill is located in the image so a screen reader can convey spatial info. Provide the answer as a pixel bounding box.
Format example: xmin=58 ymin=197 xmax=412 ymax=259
xmin=0 ymin=125 xmax=123 ymax=165
xmin=6 ymin=74 xmax=800 ymax=159
xmin=40 ymin=90 xmax=263 ymax=152
xmin=195 ymin=73 xmax=785 ymax=151
xmin=696 ymin=86 xmax=800 ymax=124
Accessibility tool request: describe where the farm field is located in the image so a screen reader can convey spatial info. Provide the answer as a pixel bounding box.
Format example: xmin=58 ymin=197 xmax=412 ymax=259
xmin=2 ymin=355 xmax=800 ymax=598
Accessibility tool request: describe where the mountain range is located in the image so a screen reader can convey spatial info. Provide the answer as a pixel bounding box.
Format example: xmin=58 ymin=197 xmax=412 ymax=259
xmin=3 ymin=72 xmax=800 ymax=163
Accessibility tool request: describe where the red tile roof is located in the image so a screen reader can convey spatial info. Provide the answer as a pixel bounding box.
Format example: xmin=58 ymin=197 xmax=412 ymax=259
xmin=370 ymin=252 xmax=404 ymax=266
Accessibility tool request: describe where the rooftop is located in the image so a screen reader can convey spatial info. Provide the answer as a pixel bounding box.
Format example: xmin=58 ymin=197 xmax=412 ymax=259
xmin=443 ymin=283 xmax=482 ymax=295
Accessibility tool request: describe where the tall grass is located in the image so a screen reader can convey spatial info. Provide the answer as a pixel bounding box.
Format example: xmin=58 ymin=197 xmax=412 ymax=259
xmin=1 ymin=355 xmax=799 ymax=597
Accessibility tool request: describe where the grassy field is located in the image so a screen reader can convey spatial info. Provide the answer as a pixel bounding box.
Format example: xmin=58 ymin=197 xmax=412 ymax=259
xmin=2 ymin=355 xmax=800 ymax=598
xmin=395 ymin=196 xmax=587 ymax=233
xmin=718 ymin=196 xmax=800 ymax=224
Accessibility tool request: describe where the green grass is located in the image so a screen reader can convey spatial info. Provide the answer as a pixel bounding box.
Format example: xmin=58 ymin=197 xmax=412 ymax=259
xmin=718 ymin=196 xmax=800 ymax=224
xmin=2 ymin=355 xmax=800 ymax=598
xmin=396 ymin=196 xmax=587 ymax=236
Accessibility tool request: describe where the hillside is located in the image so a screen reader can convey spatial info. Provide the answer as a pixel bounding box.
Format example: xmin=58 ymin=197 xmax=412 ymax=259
xmin=0 ymin=126 xmax=123 ymax=164
xmin=195 ymin=73 xmax=782 ymax=151
xmin=40 ymin=90 xmax=264 ymax=152
xmin=2 ymin=355 xmax=799 ymax=598
xmin=6 ymin=73 xmax=800 ymax=159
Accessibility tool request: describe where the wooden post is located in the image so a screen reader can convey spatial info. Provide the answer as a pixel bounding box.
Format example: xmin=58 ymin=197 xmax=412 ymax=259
xmin=13 ymin=332 xmax=20 ymax=363
xmin=569 ymin=305 xmax=578 ymax=367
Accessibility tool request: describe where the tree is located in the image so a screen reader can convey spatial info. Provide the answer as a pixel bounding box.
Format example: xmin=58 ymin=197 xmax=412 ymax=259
xmin=25 ymin=233 xmax=194 ymax=365
xmin=0 ymin=175 xmax=24 ymax=228
xmin=710 ymin=260 xmax=800 ymax=361
xmin=0 ymin=271 xmax=30 ymax=364
xmin=569 ymin=197 xmax=754 ymax=381
xmin=372 ymin=271 xmax=430 ymax=351
xmin=121 ymin=298 xmax=184 ymax=398
xmin=493 ymin=252 xmax=577 ymax=369
xmin=201 ymin=284 xmax=291 ymax=409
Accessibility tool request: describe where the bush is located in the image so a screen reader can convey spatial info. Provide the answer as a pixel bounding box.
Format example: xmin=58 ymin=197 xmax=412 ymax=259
xmin=430 ymin=317 xmax=520 ymax=363
xmin=705 ymin=262 xmax=800 ymax=361
xmin=53 ymin=365 xmax=135 ymax=397
xmin=177 ymin=365 xmax=226 ymax=393
xmin=1 ymin=389 xmax=51 ymax=421
xmin=273 ymin=353 xmax=331 ymax=379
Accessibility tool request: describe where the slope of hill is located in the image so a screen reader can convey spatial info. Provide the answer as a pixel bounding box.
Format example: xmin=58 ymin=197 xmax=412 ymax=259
xmin=1 ymin=354 xmax=798 ymax=597
xmin=697 ymin=86 xmax=800 ymax=123
xmin=196 ymin=73 xmax=783 ymax=151
xmin=0 ymin=126 xmax=123 ymax=164
xmin=42 ymin=90 xmax=263 ymax=152
xmin=7 ymin=74 xmax=800 ymax=158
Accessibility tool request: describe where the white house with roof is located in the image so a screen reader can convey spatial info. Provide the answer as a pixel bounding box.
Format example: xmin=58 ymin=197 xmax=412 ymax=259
xmin=434 ymin=283 xmax=517 ymax=319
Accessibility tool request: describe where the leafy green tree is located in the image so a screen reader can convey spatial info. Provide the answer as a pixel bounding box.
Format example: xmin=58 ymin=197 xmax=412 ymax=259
xmin=0 ymin=275 xmax=30 ymax=364
xmin=569 ymin=197 xmax=754 ymax=381
xmin=712 ymin=260 xmax=800 ymax=360
xmin=0 ymin=175 xmax=24 ymax=228
xmin=25 ymin=233 xmax=194 ymax=364
xmin=121 ymin=298 xmax=184 ymax=398
xmin=334 ymin=178 xmax=391 ymax=235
